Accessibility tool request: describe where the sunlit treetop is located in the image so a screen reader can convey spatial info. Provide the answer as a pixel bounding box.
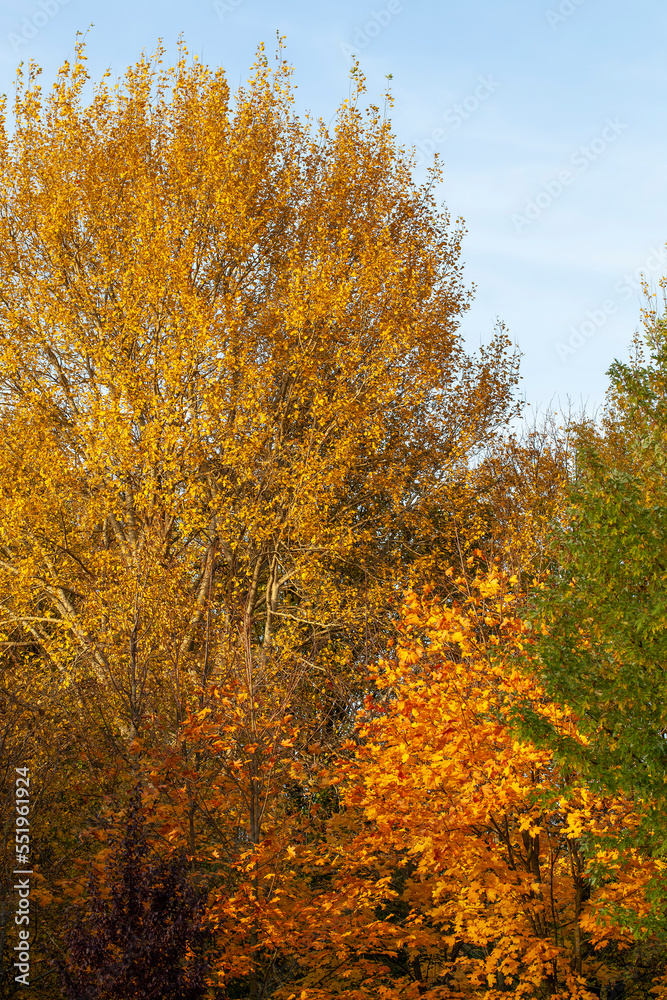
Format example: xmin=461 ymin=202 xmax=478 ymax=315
xmin=0 ymin=37 xmax=519 ymax=739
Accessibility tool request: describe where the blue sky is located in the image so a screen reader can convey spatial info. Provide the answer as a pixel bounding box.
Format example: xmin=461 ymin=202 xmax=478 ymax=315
xmin=1 ymin=0 xmax=665 ymax=414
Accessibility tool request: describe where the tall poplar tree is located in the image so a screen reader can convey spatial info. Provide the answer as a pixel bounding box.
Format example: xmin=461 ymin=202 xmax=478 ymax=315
xmin=0 ymin=40 xmax=519 ymax=743
xmin=0 ymin=42 xmax=526 ymax=994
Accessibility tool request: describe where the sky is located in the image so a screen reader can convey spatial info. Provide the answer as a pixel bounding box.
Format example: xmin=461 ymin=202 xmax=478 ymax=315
xmin=0 ymin=0 xmax=665 ymax=416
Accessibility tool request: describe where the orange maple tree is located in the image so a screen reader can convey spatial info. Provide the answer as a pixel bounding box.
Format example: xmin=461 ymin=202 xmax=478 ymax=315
xmin=256 ymin=564 xmax=662 ymax=1000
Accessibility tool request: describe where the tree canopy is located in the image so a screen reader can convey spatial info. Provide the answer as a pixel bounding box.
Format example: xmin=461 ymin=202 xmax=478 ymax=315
xmin=0 ymin=40 xmax=519 ymax=745
xmin=1 ymin=37 xmax=665 ymax=1000
xmin=525 ymin=318 xmax=667 ymax=821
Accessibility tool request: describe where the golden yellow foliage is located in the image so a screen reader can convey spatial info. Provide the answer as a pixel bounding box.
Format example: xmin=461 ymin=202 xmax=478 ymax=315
xmin=0 ymin=40 xmax=519 ymax=748
xmin=0 ymin=41 xmax=523 ymax=996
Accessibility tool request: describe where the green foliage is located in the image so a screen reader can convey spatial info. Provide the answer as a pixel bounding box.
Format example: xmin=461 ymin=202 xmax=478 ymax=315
xmin=520 ymin=317 xmax=667 ymax=844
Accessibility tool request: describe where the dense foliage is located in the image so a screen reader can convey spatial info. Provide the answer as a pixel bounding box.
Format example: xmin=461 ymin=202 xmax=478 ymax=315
xmin=0 ymin=39 xmax=664 ymax=1000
